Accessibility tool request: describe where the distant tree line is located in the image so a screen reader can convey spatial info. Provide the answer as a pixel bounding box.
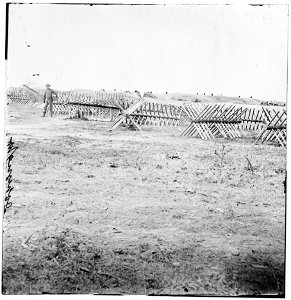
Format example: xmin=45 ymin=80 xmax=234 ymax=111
xmin=260 ymin=100 xmax=286 ymax=107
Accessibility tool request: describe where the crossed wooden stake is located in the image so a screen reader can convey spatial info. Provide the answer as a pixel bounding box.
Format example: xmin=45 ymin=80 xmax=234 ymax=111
xmin=109 ymin=98 xmax=187 ymax=131
xmin=109 ymin=98 xmax=145 ymax=131
xmin=181 ymin=102 xmax=248 ymax=139
xmin=240 ymin=106 xmax=266 ymax=131
xmin=255 ymin=107 xmax=287 ymax=147
xmin=23 ymin=84 xmax=43 ymax=103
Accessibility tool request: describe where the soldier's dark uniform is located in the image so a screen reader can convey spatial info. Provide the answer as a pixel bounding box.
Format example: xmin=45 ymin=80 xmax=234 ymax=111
xmin=43 ymin=84 xmax=58 ymax=117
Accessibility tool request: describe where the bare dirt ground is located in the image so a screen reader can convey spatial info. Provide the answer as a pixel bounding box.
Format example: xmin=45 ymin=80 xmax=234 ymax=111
xmin=2 ymin=103 xmax=286 ymax=295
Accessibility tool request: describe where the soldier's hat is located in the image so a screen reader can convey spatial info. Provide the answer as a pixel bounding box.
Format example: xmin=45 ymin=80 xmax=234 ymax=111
xmin=45 ymin=83 xmax=51 ymax=87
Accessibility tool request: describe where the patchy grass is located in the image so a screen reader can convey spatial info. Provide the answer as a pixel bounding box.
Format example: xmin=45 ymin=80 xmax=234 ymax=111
xmin=3 ymin=104 xmax=286 ymax=296
xmin=2 ymin=229 xmax=285 ymax=295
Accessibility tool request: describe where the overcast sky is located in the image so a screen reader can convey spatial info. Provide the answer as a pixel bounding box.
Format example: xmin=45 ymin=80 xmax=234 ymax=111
xmin=6 ymin=4 xmax=288 ymax=101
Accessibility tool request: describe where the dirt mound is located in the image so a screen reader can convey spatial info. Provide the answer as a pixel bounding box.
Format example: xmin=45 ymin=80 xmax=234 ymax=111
xmin=166 ymin=93 xmax=262 ymax=105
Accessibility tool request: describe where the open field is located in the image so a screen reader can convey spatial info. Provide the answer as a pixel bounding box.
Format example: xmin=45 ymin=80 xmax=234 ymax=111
xmin=2 ymin=103 xmax=286 ymax=295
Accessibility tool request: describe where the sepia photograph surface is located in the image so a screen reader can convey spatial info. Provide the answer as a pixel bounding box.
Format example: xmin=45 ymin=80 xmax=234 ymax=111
xmin=2 ymin=2 xmax=288 ymax=296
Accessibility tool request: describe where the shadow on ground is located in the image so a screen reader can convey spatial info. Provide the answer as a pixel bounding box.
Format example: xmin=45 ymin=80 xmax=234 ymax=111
xmin=2 ymin=229 xmax=285 ymax=296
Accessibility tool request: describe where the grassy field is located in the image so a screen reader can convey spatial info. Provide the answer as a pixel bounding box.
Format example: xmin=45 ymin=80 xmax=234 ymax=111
xmin=2 ymin=103 xmax=286 ymax=295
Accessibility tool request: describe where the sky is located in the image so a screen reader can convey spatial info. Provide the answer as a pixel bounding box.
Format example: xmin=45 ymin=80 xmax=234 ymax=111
xmin=6 ymin=3 xmax=289 ymax=101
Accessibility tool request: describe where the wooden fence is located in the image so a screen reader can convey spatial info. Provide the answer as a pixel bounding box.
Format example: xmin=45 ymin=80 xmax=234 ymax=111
xmin=7 ymin=86 xmax=287 ymax=146
xmin=255 ymin=107 xmax=287 ymax=147
xmin=181 ymin=102 xmax=247 ymax=139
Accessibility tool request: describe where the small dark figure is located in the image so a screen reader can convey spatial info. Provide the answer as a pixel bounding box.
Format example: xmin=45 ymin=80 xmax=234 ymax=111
xmin=43 ymin=84 xmax=58 ymax=117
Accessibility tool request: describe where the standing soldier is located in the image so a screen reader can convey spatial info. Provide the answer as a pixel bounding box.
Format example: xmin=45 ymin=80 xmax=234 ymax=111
xmin=43 ymin=84 xmax=58 ymax=117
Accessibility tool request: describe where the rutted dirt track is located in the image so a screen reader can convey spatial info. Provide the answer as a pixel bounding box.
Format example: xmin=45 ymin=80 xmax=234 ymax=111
xmin=2 ymin=104 xmax=286 ymax=295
